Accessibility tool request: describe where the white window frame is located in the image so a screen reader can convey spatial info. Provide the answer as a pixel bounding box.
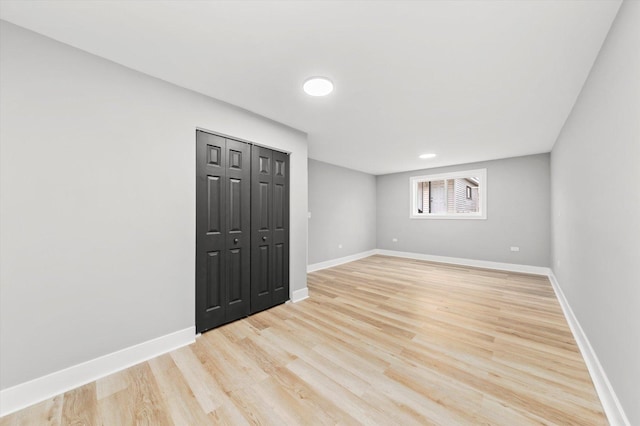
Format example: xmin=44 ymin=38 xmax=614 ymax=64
xmin=409 ymin=168 xmax=487 ymax=220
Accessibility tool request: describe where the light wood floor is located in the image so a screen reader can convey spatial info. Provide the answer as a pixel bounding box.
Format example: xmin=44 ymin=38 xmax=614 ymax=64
xmin=1 ymin=255 xmax=606 ymax=425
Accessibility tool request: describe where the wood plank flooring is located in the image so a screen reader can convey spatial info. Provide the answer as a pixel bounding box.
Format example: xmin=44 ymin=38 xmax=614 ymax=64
xmin=0 ymin=255 xmax=607 ymax=425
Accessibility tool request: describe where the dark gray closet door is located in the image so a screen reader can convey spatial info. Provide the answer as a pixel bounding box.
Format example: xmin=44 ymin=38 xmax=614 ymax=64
xmin=196 ymin=131 xmax=250 ymax=333
xmin=251 ymin=146 xmax=289 ymax=313
xmin=271 ymin=149 xmax=290 ymax=306
xmin=223 ymin=138 xmax=252 ymax=322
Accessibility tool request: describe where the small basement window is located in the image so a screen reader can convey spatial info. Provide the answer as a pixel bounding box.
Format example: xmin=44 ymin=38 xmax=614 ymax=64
xmin=410 ymin=168 xmax=487 ymax=219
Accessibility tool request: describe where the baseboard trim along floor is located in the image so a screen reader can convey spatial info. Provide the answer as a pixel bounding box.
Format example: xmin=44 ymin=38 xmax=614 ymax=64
xmin=0 ymin=327 xmax=195 ymax=417
xmin=291 ymin=287 xmax=309 ymax=303
xmin=547 ymin=272 xmax=630 ymax=426
xmin=2 ymin=249 xmax=629 ymax=424
xmin=307 ymin=249 xmax=378 ymax=273
xmin=375 ymin=249 xmax=551 ymax=276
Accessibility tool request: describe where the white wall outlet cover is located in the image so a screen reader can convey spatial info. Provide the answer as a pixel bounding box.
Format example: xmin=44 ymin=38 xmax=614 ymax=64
xmin=308 ymin=212 xmax=312 ymax=218
xmin=510 ymin=246 xmax=520 ymax=252
xmin=338 ymin=244 xmax=343 ymax=249
xmin=392 ymin=238 xmax=398 ymax=242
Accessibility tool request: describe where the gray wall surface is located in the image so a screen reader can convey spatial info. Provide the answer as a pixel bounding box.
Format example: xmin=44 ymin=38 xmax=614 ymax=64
xmin=377 ymin=154 xmax=550 ymax=266
xmin=0 ymin=21 xmax=308 ymax=390
xmin=308 ymin=159 xmax=376 ymax=265
xmin=550 ymin=1 xmax=639 ymax=423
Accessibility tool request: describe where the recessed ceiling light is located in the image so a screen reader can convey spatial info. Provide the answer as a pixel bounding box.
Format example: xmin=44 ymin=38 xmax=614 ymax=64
xmin=303 ymin=77 xmax=334 ymax=96
xmin=419 ymin=153 xmax=437 ymax=159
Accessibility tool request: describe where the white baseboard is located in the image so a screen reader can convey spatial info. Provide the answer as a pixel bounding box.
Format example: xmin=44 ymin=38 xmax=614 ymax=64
xmin=291 ymin=287 xmax=309 ymax=303
xmin=547 ymin=272 xmax=630 ymax=426
xmin=307 ymin=249 xmax=377 ymax=273
xmin=375 ymin=249 xmax=550 ymax=276
xmin=0 ymin=326 xmax=195 ymax=417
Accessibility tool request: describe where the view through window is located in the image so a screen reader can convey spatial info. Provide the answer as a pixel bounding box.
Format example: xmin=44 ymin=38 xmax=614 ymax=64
xmin=410 ymin=169 xmax=487 ymax=219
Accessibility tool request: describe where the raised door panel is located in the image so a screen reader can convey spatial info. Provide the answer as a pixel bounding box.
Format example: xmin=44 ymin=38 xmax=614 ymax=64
xmin=206 ymin=251 xmax=222 ymax=310
xmin=207 ymin=177 xmax=222 ymax=233
xmin=274 ymin=243 xmax=284 ymax=293
xmin=227 ymin=248 xmax=242 ymax=303
xmin=257 ymin=245 xmax=270 ymax=295
xmin=228 ymin=178 xmax=242 ymax=232
xmin=274 ymin=183 xmax=284 ymax=230
xmin=258 ymin=182 xmax=270 ymax=230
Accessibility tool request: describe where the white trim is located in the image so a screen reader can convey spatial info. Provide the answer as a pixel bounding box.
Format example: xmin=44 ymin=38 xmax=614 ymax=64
xmin=547 ymin=272 xmax=630 ymax=426
xmin=0 ymin=327 xmax=195 ymax=417
xmin=291 ymin=287 xmax=309 ymax=303
xmin=307 ymin=249 xmax=377 ymax=273
xmin=3 ymin=254 xmax=625 ymax=424
xmin=409 ymin=168 xmax=487 ymax=220
xmin=375 ymin=249 xmax=550 ymax=275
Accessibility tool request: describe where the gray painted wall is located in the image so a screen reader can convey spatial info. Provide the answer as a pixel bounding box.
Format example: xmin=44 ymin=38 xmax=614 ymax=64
xmin=0 ymin=21 xmax=308 ymax=390
xmin=550 ymin=1 xmax=639 ymax=423
xmin=377 ymin=154 xmax=550 ymax=266
xmin=308 ymin=159 xmax=376 ymax=265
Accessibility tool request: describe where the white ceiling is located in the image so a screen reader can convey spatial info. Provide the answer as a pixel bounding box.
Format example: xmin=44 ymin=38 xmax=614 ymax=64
xmin=0 ymin=0 xmax=621 ymax=175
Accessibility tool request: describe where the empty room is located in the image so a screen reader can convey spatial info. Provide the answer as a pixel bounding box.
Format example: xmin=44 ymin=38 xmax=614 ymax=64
xmin=0 ymin=1 xmax=638 ymax=425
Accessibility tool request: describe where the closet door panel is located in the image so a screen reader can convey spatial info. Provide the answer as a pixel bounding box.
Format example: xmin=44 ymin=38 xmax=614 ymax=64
xmin=224 ymin=138 xmax=251 ymax=322
xmin=257 ymin=245 xmax=270 ymax=295
xmin=251 ymin=147 xmax=289 ymax=313
xmin=271 ymin=150 xmax=289 ymax=305
xmin=274 ymin=243 xmax=285 ymax=293
xmin=251 ymin=146 xmax=274 ymax=313
xmin=196 ymin=131 xmax=227 ymax=332
xmin=227 ymin=248 xmax=242 ymax=302
xmin=206 ymin=251 xmax=223 ymax=310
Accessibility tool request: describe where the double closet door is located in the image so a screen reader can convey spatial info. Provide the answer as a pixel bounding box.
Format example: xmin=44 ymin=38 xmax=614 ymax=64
xmin=195 ymin=130 xmax=289 ymax=333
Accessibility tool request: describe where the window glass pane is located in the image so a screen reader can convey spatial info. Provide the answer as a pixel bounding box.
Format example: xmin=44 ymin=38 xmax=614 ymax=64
xmin=447 ymin=180 xmax=454 ymax=213
xmin=429 ymin=180 xmax=446 ymax=213
xmin=447 ymin=176 xmax=480 ymax=213
xmin=417 ymin=181 xmax=425 ymax=213
xmin=421 ymin=181 xmax=429 ymax=213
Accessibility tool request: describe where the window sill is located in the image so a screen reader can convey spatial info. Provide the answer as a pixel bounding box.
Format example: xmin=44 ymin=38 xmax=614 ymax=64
xmin=409 ymin=214 xmax=487 ymax=220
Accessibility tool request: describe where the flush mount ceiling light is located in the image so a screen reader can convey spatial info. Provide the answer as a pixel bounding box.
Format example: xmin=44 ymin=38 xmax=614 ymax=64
xmin=419 ymin=153 xmax=437 ymax=159
xmin=303 ymin=77 xmax=334 ymax=96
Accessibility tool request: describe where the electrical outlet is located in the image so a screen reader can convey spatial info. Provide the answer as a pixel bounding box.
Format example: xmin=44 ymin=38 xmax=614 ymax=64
xmin=510 ymin=246 xmax=520 ymax=252
xmin=308 ymin=212 xmax=312 ymax=219
xmin=338 ymin=244 xmax=343 ymax=249
xmin=392 ymin=238 xmax=398 ymax=243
